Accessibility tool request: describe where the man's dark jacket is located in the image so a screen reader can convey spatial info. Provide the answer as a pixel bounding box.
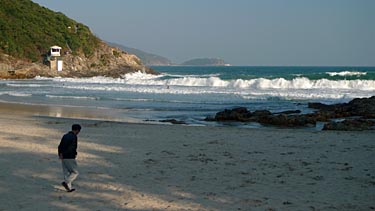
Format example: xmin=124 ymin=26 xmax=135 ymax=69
xmin=58 ymin=131 xmax=78 ymax=159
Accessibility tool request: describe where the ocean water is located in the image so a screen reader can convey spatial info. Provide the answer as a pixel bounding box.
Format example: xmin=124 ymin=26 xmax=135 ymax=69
xmin=1 ymin=66 xmax=374 ymax=127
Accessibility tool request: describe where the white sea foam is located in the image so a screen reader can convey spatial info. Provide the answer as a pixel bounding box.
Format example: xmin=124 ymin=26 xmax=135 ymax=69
xmin=111 ymin=97 xmax=155 ymax=102
xmin=241 ymin=90 xmax=370 ymax=101
xmin=163 ymin=73 xmax=221 ymax=78
xmin=162 ymin=76 xmax=374 ymax=90
xmin=122 ymin=71 xmax=164 ymax=80
xmin=34 ymin=76 xmax=54 ymax=80
xmin=236 ymin=77 xmax=375 ymax=90
xmin=6 ymin=83 xmax=51 ymax=87
xmin=46 ymin=95 xmax=99 ymax=100
xmin=0 ymin=92 xmax=32 ymax=97
xmin=166 ymin=76 xmax=228 ymax=87
xmin=49 ymin=71 xmax=163 ymax=84
xmin=326 ymin=71 xmax=367 ymax=77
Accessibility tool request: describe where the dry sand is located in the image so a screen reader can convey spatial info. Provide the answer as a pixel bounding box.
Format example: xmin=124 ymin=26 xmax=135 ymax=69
xmin=0 ymin=104 xmax=374 ymax=211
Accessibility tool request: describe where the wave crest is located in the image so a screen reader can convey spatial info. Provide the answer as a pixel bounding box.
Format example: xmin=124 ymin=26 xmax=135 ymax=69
xmin=46 ymin=95 xmax=99 ymax=100
xmin=0 ymin=92 xmax=32 ymax=97
xmin=326 ymin=71 xmax=367 ymax=77
xmin=42 ymin=71 xmax=375 ymax=91
xmin=165 ymin=76 xmax=374 ymax=90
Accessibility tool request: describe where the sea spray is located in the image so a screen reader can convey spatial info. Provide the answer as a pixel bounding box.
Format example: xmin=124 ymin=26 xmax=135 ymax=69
xmin=46 ymin=73 xmax=375 ymax=90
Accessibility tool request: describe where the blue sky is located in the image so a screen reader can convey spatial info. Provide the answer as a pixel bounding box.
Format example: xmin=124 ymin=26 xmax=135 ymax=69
xmin=32 ymin=0 xmax=375 ymax=66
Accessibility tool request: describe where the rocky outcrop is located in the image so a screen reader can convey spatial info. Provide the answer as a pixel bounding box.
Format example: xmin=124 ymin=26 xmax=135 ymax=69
xmin=206 ymin=96 xmax=375 ymax=130
xmin=211 ymin=107 xmax=253 ymax=122
xmin=0 ymin=41 xmax=158 ymax=79
xmin=206 ymin=107 xmax=315 ymax=127
xmin=308 ymin=96 xmax=375 ymax=118
xmin=159 ymin=119 xmax=187 ymax=125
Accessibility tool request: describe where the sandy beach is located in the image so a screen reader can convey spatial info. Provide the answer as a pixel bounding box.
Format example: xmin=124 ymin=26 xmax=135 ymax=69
xmin=0 ymin=104 xmax=374 ymax=211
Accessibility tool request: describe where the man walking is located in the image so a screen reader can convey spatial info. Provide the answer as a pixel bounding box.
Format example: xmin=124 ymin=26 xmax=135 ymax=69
xmin=58 ymin=124 xmax=81 ymax=192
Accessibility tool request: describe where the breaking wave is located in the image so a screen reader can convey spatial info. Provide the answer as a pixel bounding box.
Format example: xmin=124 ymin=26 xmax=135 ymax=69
xmin=6 ymin=83 xmax=52 ymax=87
xmin=326 ymin=71 xmax=367 ymax=77
xmin=0 ymin=92 xmax=32 ymax=97
xmin=46 ymin=95 xmax=100 ymax=100
xmin=52 ymin=72 xmax=375 ymax=91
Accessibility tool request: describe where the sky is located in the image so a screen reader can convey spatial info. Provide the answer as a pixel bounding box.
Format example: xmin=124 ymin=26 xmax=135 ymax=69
xmin=32 ymin=0 xmax=375 ymax=66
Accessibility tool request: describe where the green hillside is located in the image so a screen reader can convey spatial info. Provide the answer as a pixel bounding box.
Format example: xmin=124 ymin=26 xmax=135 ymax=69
xmin=0 ymin=0 xmax=100 ymax=62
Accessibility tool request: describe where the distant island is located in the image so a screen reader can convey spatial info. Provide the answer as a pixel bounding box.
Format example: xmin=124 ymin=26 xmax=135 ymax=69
xmin=180 ymin=58 xmax=230 ymax=66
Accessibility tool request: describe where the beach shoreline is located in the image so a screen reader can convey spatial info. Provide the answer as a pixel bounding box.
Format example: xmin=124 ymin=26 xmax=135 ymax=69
xmin=0 ymin=101 xmax=325 ymax=130
xmin=0 ymin=104 xmax=374 ymax=210
xmin=0 ymin=101 xmax=146 ymax=124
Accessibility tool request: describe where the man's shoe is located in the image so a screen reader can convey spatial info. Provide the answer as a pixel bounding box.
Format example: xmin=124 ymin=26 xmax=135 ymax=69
xmin=61 ymin=182 xmax=70 ymax=191
xmin=68 ymin=188 xmax=76 ymax=192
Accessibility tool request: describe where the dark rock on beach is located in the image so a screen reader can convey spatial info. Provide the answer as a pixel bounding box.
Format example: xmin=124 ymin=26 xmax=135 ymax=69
xmin=213 ymin=107 xmax=252 ymax=122
xmin=206 ymin=96 xmax=375 ymax=130
xmin=309 ymin=96 xmax=375 ymax=118
xmin=208 ymin=107 xmax=314 ymax=127
xmin=159 ymin=119 xmax=187 ymax=125
xmin=259 ymin=114 xmax=317 ymax=127
xmin=274 ymin=110 xmax=301 ymax=115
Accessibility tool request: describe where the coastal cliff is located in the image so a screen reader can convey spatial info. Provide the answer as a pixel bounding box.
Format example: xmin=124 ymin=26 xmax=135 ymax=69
xmin=0 ymin=0 xmax=156 ymax=79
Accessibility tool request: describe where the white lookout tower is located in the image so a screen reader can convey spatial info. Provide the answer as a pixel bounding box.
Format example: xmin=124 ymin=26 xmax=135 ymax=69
xmin=50 ymin=46 xmax=62 ymax=57
xmin=48 ymin=45 xmax=63 ymax=71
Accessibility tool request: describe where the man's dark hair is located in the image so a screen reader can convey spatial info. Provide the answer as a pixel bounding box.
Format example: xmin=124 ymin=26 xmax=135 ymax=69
xmin=72 ymin=124 xmax=81 ymax=131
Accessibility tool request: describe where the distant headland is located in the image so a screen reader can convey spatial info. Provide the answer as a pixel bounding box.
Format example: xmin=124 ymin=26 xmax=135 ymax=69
xmin=180 ymin=58 xmax=231 ymax=66
xmin=109 ymin=43 xmax=231 ymax=67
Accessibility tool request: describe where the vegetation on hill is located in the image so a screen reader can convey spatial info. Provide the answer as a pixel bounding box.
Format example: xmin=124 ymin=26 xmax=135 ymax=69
xmin=0 ymin=0 xmax=100 ymax=62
